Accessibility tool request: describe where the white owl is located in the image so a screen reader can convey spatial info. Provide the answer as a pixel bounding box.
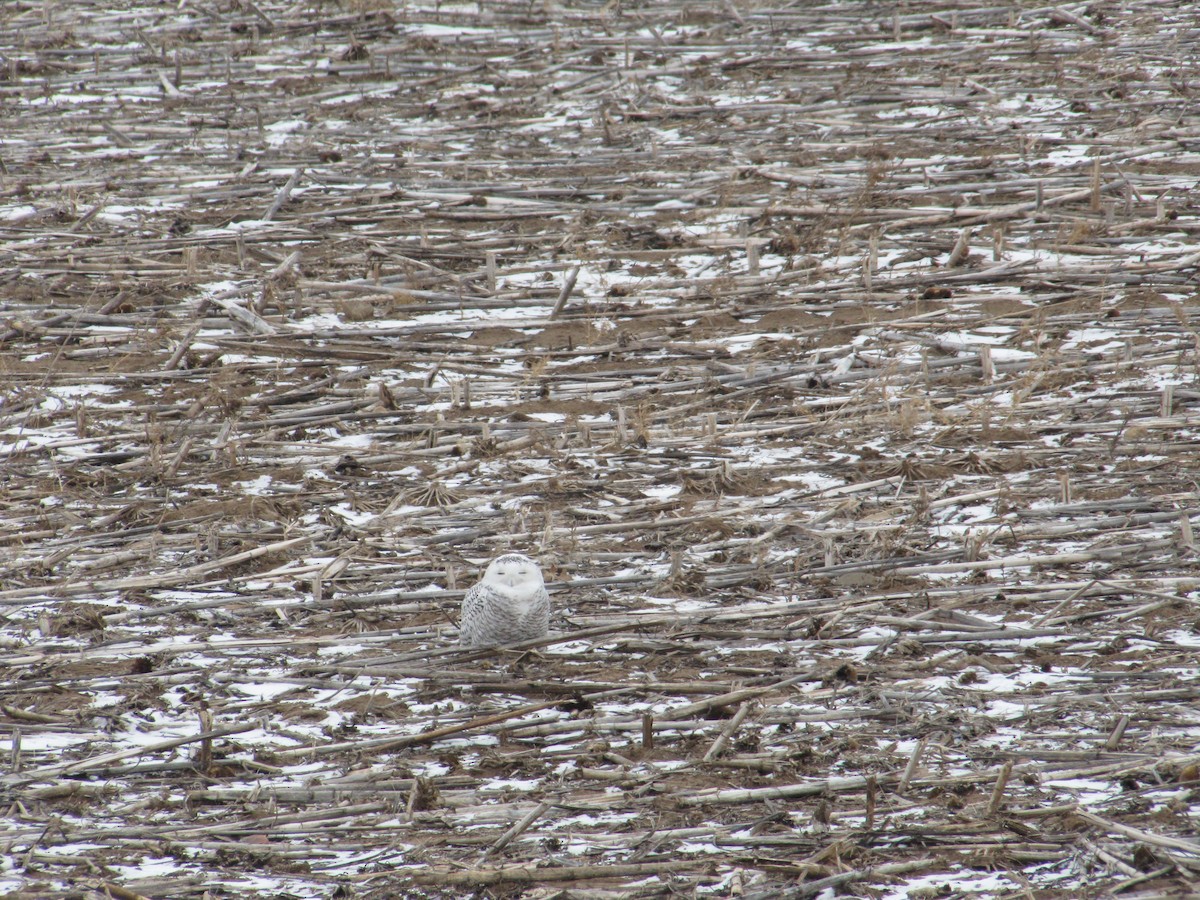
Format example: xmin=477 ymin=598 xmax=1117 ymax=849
xmin=458 ymin=553 xmax=551 ymax=648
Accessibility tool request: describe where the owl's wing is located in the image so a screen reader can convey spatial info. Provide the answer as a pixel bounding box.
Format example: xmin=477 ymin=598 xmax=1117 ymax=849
xmin=459 ymin=582 xmax=489 ymax=646
xmin=529 ymin=585 xmax=551 ymax=635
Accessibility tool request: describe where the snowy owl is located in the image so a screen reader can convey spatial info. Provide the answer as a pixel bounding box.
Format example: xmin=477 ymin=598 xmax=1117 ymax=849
xmin=459 ymin=553 xmax=550 ymax=648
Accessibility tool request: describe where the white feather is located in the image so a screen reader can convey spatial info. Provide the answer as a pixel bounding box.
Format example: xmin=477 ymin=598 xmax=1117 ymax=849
xmin=459 ymin=553 xmax=550 ymax=648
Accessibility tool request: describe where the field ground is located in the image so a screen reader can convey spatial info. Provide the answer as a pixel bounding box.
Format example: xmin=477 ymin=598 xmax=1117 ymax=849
xmin=3 ymin=1 xmax=1200 ymax=897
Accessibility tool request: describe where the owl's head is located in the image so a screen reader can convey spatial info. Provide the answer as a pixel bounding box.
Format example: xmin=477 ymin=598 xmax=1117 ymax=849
xmin=483 ymin=553 xmax=544 ymax=592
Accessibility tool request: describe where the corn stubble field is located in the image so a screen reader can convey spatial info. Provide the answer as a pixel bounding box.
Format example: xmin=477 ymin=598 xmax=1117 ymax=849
xmin=3 ymin=0 xmax=1200 ymax=897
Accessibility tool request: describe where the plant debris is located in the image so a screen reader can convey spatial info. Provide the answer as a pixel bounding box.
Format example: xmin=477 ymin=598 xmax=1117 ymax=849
xmin=2 ymin=0 xmax=1200 ymax=897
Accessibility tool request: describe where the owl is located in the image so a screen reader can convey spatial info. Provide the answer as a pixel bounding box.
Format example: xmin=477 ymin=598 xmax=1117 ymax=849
xmin=458 ymin=553 xmax=551 ymax=648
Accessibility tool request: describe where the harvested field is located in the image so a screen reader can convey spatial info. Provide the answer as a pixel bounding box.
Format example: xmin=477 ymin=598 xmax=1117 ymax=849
xmin=3 ymin=0 xmax=1200 ymax=897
